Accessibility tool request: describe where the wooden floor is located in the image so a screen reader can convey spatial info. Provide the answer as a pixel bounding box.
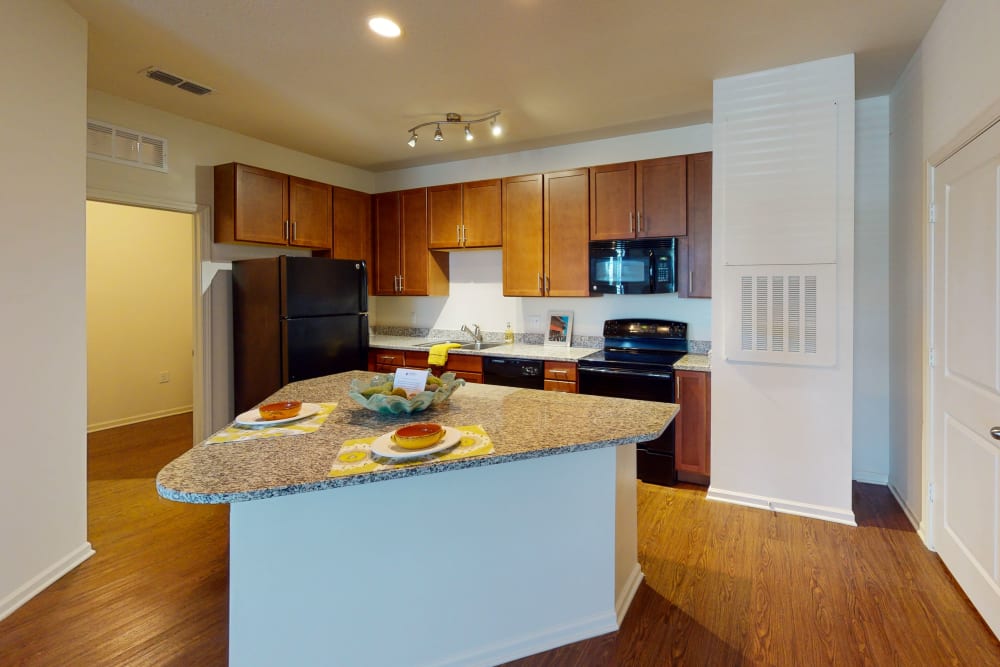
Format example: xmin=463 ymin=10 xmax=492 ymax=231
xmin=1 ymin=416 xmax=998 ymax=666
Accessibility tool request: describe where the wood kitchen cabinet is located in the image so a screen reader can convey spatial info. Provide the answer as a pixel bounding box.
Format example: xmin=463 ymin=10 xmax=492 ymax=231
xmin=428 ymin=180 xmax=502 ymax=249
xmin=332 ymin=186 xmax=371 ymax=265
xmin=543 ymin=361 xmax=577 ymax=393
xmin=372 ymin=189 xmax=449 ymax=296
xmin=589 ymin=157 xmax=686 ymax=241
xmin=368 ymin=348 xmax=483 ymax=383
xmin=678 ymin=152 xmax=712 ymax=298
xmin=675 ymin=369 xmax=711 ymax=482
xmin=502 ymin=169 xmax=589 ymax=297
xmin=214 ymin=162 xmax=332 ymax=249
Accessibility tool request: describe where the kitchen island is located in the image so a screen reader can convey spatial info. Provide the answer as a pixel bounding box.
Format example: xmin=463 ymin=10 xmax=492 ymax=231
xmin=157 ymin=371 xmax=677 ymax=667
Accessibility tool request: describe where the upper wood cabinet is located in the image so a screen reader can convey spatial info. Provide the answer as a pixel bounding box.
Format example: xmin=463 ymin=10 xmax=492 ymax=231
xmin=678 ymin=152 xmax=712 ymax=298
xmin=373 ymin=189 xmax=448 ymax=296
xmin=502 ymin=170 xmax=589 ymax=297
xmin=589 ymin=157 xmax=686 ymax=240
xmin=214 ymin=163 xmax=332 ymax=250
xmin=332 ymin=186 xmax=371 ymax=263
xmin=675 ymin=369 xmax=711 ymax=479
xmin=428 ymin=180 xmax=502 ymax=249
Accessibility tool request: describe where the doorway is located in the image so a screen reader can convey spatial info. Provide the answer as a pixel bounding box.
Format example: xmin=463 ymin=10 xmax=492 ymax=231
xmin=85 ymin=201 xmax=196 ymax=433
xmin=929 ymin=117 xmax=1000 ymax=637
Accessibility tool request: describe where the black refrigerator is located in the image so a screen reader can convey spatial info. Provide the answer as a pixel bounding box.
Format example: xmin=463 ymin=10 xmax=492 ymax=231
xmin=232 ymin=256 xmax=369 ymax=413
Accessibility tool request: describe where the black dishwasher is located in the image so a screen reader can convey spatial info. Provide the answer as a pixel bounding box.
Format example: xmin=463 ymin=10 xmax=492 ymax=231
xmin=483 ymin=357 xmax=544 ymax=389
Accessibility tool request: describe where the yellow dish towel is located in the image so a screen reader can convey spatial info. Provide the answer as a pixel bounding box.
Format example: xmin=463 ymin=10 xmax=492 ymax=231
xmin=427 ymin=342 xmax=461 ymax=366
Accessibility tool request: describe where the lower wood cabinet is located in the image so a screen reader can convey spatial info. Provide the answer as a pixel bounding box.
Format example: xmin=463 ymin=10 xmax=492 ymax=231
xmin=543 ymin=361 xmax=577 ymax=393
xmin=675 ymin=370 xmax=711 ymax=481
xmin=367 ymin=348 xmax=483 ymax=383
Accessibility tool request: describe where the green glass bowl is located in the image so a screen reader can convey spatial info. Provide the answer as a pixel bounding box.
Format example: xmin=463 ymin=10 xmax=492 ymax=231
xmin=348 ymin=372 xmax=465 ymax=415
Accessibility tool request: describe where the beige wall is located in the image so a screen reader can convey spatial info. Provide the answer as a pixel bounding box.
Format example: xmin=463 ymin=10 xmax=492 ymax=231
xmin=86 ymin=202 xmax=194 ymax=430
xmin=0 ymin=0 xmax=91 ymax=620
xmin=889 ymin=0 xmax=1000 ymax=532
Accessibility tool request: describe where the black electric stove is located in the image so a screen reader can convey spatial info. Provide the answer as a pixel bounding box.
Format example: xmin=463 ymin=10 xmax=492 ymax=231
xmin=577 ymin=319 xmax=688 ymax=486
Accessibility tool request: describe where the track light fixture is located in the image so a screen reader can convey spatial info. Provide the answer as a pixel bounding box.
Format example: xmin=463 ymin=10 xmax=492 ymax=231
xmin=407 ymin=111 xmax=502 ymax=147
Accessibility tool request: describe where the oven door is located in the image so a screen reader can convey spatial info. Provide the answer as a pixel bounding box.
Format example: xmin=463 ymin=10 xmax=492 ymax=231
xmin=577 ymin=365 xmax=677 ymax=486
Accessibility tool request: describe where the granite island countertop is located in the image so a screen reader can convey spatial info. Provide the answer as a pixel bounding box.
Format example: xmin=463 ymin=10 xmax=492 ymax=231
xmin=157 ymin=370 xmax=677 ymax=504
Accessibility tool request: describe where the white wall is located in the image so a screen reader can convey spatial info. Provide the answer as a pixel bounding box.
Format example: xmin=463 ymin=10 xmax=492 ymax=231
xmin=888 ymin=0 xmax=1000 ymax=532
xmin=374 ymin=125 xmax=715 ymax=342
xmin=0 ymin=0 xmax=92 ymax=620
xmin=709 ymin=55 xmax=856 ymax=525
xmin=853 ymin=97 xmax=891 ymax=484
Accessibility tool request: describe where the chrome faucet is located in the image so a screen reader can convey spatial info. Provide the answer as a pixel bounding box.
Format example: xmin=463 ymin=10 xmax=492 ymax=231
xmin=461 ymin=323 xmax=483 ymax=346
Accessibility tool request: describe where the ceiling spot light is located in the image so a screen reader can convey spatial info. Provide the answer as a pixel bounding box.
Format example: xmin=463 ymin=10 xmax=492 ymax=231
xmin=368 ymin=16 xmax=402 ymax=38
xmin=406 ymin=111 xmax=502 ymax=146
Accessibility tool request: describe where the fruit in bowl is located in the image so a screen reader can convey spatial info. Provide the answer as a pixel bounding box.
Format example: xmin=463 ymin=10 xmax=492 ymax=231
xmin=259 ymin=400 xmax=302 ymax=420
xmin=348 ymin=372 xmax=465 ymax=415
xmin=392 ymin=422 xmax=445 ymax=450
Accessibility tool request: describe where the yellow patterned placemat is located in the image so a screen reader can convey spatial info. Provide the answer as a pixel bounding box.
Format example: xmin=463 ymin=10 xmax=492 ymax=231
xmin=206 ymin=403 xmax=337 ymax=444
xmin=330 ymin=425 xmax=495 ymax=477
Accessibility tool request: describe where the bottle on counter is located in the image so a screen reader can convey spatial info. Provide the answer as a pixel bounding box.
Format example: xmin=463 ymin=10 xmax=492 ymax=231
xmin=504 ymin=322 xmax=515 ymax=345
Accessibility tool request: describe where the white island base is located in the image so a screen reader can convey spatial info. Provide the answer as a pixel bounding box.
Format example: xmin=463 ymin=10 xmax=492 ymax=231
xmin=229 ymin=445 xmax=641 ymax=666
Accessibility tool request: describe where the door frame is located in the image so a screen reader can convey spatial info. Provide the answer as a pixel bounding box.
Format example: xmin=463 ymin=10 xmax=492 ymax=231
xmin=86 ymin=187 xmax=211 ymax=444
xmin=926 ymin=98 xmax=1000 ymax=549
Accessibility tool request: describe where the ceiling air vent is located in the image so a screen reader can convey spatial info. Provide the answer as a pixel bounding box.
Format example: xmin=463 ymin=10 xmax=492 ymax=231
xmin=142 ymin=66 xmax=214 ymax=96
xmin=87 ymin=119 xmax=167 ymax=172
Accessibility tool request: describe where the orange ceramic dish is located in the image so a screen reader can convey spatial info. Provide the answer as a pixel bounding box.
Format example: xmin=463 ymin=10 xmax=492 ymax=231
xmin=392 ymin=422 xmax=445 ymax=450
xmin=259 ymin=400 xmax=303 ymax=421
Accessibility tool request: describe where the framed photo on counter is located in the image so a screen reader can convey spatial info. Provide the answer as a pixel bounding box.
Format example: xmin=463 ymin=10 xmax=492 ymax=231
xmin=545 ymin=311 xmax=573 ymax=347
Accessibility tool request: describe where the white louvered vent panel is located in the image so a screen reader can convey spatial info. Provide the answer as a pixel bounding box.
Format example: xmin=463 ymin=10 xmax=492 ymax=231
xmin=86 ymin=119 xmax=167 ymax=172
xmin=716 ymin=56 xmax=852 ymax=267
xmin=726 ymin=264 xmax=836 ymax=366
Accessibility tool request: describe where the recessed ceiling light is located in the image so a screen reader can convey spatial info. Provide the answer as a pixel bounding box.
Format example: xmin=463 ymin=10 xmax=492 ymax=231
xmin=368 ymin=16 xmax=402 ymax=38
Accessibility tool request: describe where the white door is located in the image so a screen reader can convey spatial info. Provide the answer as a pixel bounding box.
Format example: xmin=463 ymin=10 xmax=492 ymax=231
xmin=932 ymin=118 xmax=1000 ymax=637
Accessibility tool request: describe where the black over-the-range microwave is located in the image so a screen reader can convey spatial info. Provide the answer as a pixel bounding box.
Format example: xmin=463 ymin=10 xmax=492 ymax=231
xmin=589 ymin=238 xmax=677 ymax=295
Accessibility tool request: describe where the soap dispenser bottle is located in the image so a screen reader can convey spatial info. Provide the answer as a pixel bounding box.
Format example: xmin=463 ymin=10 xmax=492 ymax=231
xmin=504 ymin=322 xmax=515 ymax=345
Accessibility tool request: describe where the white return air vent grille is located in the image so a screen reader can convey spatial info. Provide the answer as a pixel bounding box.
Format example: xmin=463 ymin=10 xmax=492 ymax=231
xmin=726 ymin=264 xmax=836 ymax=366
xmin=87 ymin=119 xmax=167 ymax=172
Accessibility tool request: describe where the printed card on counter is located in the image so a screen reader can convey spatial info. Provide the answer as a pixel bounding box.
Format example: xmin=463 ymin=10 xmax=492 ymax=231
xmin=393 ymin=368 xmax=430 ymax=396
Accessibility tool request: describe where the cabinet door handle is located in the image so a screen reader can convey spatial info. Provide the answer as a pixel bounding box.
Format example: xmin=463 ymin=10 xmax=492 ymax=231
xmin=457 ymin=224 xmax=462 ymax=245
xmin=462 ymin=224 xmax=468 ymax=244
xmin=537 ymin=273 xmax=543 ymax=293
xmin=551 ymin=369 xmax=568 ymax=376
xmin=398 ymin=274 xmax=404 ymax=292
xmin=544 ymin=274 xmax=550 ymax=294
xmin=637 ymin=211 xmax=642 ymax=233
xmin=689 ymin=271 xmax=694 ymax=291
xmin=284 ymin=220 xmax=290 ymax=240
xmin=291 ymin=221 xmax=297 ymax=241
xmin=629 ymin=212 xmax=634 ymax=234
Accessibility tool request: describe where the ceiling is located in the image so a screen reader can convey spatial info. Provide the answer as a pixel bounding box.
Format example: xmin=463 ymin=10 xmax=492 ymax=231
xmin=67 ymin=0 xmax=943 ymax=172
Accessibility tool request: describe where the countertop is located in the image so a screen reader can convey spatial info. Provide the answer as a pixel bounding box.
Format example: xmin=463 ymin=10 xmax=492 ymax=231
xmin=674 ymin=354 xmax=711 ymax=372
xmin=369 ymin=334 xmax=600 ymax=362
xmin=156 ymin=370 xmax=677 ymax=505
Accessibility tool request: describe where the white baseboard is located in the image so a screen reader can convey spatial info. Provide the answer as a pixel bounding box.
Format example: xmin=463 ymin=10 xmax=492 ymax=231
xmin=434 ymin=611 xmax=619 ymax=667
xmin=706 ymin=486 xmax=857 ymax=526
xmin=888 ymin=482 xmax=927 ymax=544
xmin=87 ymin=406 xmax=192 ymax=433
xmin=615 ymin=562 xmax=644 ymax=626
xmin=852 ymin=470 xmax=889 ymax=485
xmin=0 ymin=542 xmax=94 ymax=623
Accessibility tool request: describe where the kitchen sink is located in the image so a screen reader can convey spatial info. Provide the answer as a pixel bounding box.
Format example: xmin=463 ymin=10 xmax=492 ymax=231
xmin=412 ymin=340 xmax=451 ymax=348
xmin=458 ymin=342 xmax=505 ymax=351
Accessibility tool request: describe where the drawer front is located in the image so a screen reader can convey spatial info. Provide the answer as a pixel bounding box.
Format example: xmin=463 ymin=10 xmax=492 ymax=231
xmin=373 ymin=350 xmax=405 ymax=366
xmin=453 ymin=371 xmax=483 ymax=384
xmin=446 ymin=354 xmax=484 ymax=373
xmin=544 ymin=379 xmax=577 ymax=393
xmin=544 ymin=361 xmax=578 ymax=382
xmin=404 ymin=351 xmax=430 ymax=367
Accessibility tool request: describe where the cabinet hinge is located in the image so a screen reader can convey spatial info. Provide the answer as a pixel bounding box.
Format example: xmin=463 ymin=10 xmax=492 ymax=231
xmin=929 ymin=203 xmax=936 ymax=224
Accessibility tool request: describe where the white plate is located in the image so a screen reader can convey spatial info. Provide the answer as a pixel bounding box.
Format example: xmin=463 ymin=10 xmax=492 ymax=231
xmin=370 ymin=426 xmax=462 ymax=460
xmin=234 ymin=402 xmax=322 ymax=428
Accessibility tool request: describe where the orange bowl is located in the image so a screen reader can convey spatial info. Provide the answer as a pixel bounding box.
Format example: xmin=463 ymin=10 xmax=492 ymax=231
xmin=259 ymin=400 xmax=302 ymax=420
xmin=392 ymin=422 xmax=444 ymax=450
